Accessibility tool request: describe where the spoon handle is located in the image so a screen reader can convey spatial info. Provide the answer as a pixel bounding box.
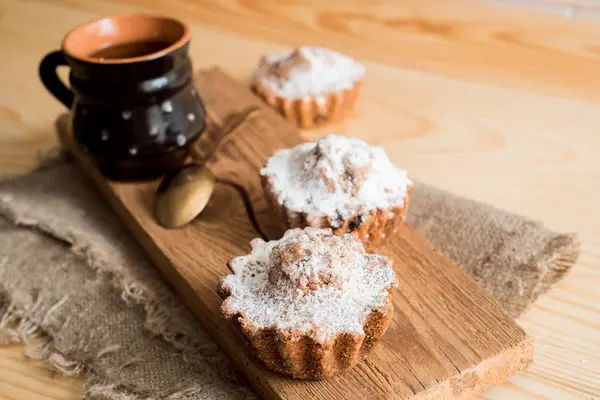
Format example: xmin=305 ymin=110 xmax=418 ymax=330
xmin=189 ymin=106 xmax=262 ymax=164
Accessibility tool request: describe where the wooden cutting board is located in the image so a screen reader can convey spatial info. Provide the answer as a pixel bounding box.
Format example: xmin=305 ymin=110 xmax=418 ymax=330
xmin=57 ymin=67 xmax=533 ymax=400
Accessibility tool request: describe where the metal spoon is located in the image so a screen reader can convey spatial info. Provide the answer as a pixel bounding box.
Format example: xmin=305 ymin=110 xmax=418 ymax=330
xmin=154 ymin=106 xmax=261 ymax=229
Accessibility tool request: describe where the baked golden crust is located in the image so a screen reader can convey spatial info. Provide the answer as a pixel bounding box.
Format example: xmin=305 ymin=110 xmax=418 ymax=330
xmin=262 ymin=174 xmax=415 ymax=251
xmin=219 ymin=286 xmax=394 ymax=379
xmin=218 ymin=228 xmax=397 ymax=379
xmin=251 ymin=80 xmax=362 ymax=129
xmin=250 ymin=48 xmax=363 ymax=129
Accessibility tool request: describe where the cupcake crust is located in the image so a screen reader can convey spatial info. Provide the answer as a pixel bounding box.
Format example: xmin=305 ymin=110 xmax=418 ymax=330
xmin=250 ymin=46 xmax=365 ymax=128
xmin=220 ymin=303 xmax=393 ymax=379
xmin=260 ymin=135 xmax=414 ymax=250
xmin=219 ymin=228 xmax=397 ymax=379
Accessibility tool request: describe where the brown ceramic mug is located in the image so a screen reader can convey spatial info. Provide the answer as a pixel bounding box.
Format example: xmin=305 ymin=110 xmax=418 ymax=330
xmin=39 ymin=14 xmax=207 ymax=180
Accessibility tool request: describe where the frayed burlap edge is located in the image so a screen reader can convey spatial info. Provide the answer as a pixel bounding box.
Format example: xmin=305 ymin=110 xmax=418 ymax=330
xmin=0 ymin=285 xmax=85 ymax=376
xmin=0 ymin=270 xmax=220 ymax=400
xmin=0 ymin=201 xmax=250 ymax=400
xmin=0 ymin=150 xmax=89 ymax=387
xmin=0 ymin=148 xmax=257 ymax=399
xmin=0 ymin=203 xmax=222 ymax=366
xmin=0 ymin=260 xmax=241 ymax=400
xmin=533 ymin=232 xmax=580 ymax=307
xmin=0 ymin=153 xmax=226 ymax=363
xmin=0 ymin=303 xmax=205 ymax=400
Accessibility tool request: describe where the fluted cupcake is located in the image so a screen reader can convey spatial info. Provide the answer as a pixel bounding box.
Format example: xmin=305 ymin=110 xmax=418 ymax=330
xmin=261 ymin=134 xmax=414 ymax=250
xmin=218 ymin=227 xmax=397 ymax=379
xmin=250 ymin=46 xmax=365 ymax=128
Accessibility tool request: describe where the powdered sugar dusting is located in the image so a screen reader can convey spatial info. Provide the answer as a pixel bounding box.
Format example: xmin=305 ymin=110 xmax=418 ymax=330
xmin=222 ymin=228 xmax=397 ymax=342
xmin=261 ymin=135 xmax=413 ymax=227
xmin=253 ymin=46 xmax=365 ymax=99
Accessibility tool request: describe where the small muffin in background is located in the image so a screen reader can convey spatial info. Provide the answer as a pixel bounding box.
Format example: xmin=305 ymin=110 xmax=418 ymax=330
xmin=261 ymin=134 xmax=414 ymax=250
xmin=250 ymin=46 xmax=365 ymax=129
xmin=219 ymin=227 xmax=398 ymax=379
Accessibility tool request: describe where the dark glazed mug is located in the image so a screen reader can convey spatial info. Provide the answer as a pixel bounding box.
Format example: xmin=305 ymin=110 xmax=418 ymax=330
xmin=39 ymin=14 xmax=207 ymax=180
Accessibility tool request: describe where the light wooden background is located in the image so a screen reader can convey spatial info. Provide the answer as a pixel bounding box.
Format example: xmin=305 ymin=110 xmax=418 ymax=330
xmin=0 ymin=0 xmax=599 ymax=399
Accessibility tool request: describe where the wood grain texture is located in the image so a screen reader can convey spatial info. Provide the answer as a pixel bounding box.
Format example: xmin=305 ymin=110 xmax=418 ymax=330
xmin=53 ymin=67 xmax=533 ymax=400
xmin=0 ymin=345 xmax=82 ymax=400
xmin=0 ymin=0 xmax=599 ymax=399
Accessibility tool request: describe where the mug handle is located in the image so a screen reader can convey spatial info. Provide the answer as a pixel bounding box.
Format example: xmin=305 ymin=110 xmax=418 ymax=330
xmin=39 ymin=50 xmax=74 ymax=108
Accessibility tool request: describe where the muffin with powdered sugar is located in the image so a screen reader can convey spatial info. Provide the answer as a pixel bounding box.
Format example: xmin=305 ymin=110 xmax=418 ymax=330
xmin=250 ymin=46 xmax=365 ymax=128
xmin=261 ymin=134 xmax=414 ymax=250
xmin=218 ymin=227 xmax=397 ymax=379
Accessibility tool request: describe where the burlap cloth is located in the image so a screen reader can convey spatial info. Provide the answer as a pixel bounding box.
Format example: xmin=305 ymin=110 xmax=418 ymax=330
xmin=0 ymin=155 xmax=579 ymax=399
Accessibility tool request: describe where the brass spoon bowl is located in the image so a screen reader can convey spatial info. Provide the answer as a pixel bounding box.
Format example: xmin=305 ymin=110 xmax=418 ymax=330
xmin=154 ymin=106 xmax=261 ymax=229
xmin=154 ymin=165 xmax=215 ymax=229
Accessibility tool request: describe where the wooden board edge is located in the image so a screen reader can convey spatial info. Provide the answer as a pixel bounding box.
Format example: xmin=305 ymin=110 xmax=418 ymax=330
xmin=417 ymin=336 xmax=534 ymax=399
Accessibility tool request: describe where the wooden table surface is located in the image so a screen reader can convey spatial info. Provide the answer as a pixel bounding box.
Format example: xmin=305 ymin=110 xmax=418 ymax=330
xmin=0 ymin=0 xmax=599 ymax=399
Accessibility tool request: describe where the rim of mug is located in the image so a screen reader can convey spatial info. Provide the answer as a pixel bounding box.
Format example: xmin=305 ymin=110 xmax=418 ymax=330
xmin=61 ymin=13 xmax=191 ymax=65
